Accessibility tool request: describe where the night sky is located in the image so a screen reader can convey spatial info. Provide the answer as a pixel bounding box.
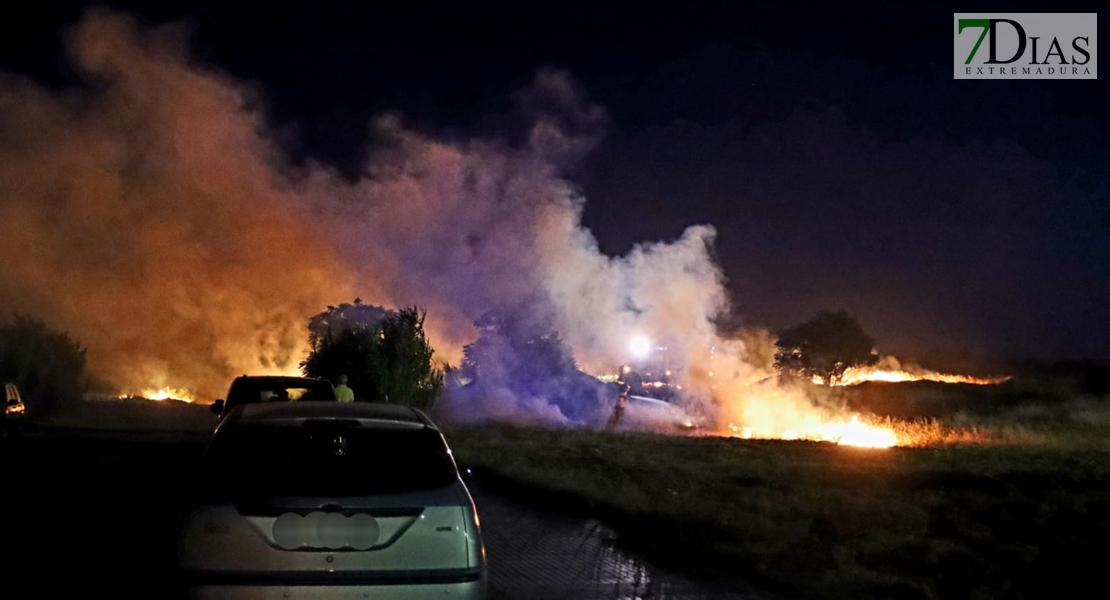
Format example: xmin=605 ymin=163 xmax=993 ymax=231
xmin=3 ymin=0 xmax=1107 ymax=364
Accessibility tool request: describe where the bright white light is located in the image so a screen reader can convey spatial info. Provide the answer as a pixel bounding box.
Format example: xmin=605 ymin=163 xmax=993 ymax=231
xmin=630 ymin=336 xmax=652 ymax=357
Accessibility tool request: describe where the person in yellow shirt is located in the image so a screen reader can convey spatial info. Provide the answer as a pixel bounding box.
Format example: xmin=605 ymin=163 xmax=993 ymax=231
xmin=334 ymin=374 xmax=355 ymax=403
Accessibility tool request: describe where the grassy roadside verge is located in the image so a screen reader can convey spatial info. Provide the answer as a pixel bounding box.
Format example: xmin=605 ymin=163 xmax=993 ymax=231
xmin=448 ymin=426 xmax=1110 ymax=600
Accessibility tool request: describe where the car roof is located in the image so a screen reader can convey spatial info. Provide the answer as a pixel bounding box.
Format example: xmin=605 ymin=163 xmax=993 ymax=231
xmin=231 ymin=375 xmax=331 ymax=386
xmin=219 ymin=402 xmax=434 ymax=432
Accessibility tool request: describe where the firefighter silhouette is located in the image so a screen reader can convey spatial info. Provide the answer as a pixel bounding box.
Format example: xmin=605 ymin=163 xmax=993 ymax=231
xmin=607 ymin=364 xmax=644 ymax=430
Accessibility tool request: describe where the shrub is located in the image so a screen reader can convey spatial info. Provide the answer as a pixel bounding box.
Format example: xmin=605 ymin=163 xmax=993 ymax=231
xmin=301 ymin=306 xmax=443 ymax=410
xmin=0 ymin=316 xmax=87 ymax=415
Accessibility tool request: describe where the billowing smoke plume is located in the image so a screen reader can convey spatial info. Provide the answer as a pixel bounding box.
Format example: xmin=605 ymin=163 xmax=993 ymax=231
xmin=0 ymin=12 xmax=360 ymax=397
xmin=0 ymin=10 xmax=738 ymax=406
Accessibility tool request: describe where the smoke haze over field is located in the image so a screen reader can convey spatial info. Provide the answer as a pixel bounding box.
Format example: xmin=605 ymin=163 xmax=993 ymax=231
xmin=0 ymin=10 xmax=741 ymax=405
xmin=0 ymin=13 xmax=360 ymax=396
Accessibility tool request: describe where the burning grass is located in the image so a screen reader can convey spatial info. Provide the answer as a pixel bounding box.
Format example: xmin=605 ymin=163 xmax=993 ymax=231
xmin=838 ymin=415 xmax=1039 ymax=447
xmin=717 ymin=413 xmax=1049 ymax=449
xmin=447 ymin=404 xmax=1110 ymax=600
xmin=718 ymin=413 xmax=1015 ymax=448
xmin=446 ymin=374 xmax=1110 ymax=598
xmin=834 ymin=366 xmax=1010 ymax=386
xmin=118 ymin=387 xmax=196 ymax=403
xmin=724 ymin=414 xmax=900 ymax=448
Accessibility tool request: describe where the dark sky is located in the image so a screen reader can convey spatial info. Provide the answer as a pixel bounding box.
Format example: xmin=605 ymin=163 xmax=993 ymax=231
xmin=3 ymin=0 xmax=1108 ymax=363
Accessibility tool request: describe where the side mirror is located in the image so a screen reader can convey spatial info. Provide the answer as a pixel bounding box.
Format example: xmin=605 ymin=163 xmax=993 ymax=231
xmin=210 ymin=399 xmax=225 ymax=415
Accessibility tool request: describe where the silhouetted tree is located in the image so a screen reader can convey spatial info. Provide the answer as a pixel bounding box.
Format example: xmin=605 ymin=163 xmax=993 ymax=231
xmin=307 ymin=298 xmax=392 ymax=348
xmin=461 ymin=312 xmax=577 ymax=383
xmin=774 ymin=309 xmax=878 ymax=386
xmin=452 ymin=310 xmax=607 ymax=423
xmin=0 ymin=316 xmax=87 ymax=414
xmin=302 ymin=326 xmax=385 ymax=402
xmin=301 ymin=306 xmax=443 ymax=410
xmin=375 ymin=308 xmax=443 ymax=410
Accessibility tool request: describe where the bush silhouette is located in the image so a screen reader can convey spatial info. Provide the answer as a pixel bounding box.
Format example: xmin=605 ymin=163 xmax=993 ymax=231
xmin=302 ymin=306 xmax=443 ymax=410
xmin=0 ymin=316 xmax=87 ymax=415
xmin=774 ymin=309 xmax=878 ymax=386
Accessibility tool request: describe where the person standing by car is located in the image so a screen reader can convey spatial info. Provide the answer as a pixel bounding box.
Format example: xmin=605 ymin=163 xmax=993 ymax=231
xmin=334 ymin=374 xmax=355 ymax=402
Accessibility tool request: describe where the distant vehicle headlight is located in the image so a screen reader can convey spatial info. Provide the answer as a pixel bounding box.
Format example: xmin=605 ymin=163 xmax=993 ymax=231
xmin=630 ymin=336 xmax=652 ymax=358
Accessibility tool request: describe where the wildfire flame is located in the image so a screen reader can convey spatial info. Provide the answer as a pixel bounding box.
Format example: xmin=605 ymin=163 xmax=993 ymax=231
xmin=727 ymin=414 xmax=899 ymax=448
xmin=119 ymin=387 xmax=195 ymax=403
xmin=719 ymin=359 xmax=1007 ymax=447
xmin=823 ymin=366 xmax=1010 ymax=386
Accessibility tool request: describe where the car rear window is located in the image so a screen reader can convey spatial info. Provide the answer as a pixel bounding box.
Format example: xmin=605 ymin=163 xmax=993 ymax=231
xmin=225 ymin=380 xmax=336 ymax=411
xmin=202 ymin=425 xmax=458 ymax=496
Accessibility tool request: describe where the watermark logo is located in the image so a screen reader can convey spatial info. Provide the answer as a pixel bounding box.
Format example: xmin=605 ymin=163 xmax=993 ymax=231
xmin=955 ymin=13 xmax=1096 ymax=79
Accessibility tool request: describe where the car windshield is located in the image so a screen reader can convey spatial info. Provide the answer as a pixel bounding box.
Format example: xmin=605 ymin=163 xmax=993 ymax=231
xmin=202 ymin=424 xmax=458 ymax=497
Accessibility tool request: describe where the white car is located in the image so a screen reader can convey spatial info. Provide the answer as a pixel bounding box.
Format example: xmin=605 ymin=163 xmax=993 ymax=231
xmin=178 ymin=402 xmax=486 ymax=599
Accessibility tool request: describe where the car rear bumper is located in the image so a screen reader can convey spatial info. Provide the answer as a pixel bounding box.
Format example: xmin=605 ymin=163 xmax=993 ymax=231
xmin=181 ymin=568 xmax=485 ymax=600
xmin=185 ymin=583 xmax=485 ymax=600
